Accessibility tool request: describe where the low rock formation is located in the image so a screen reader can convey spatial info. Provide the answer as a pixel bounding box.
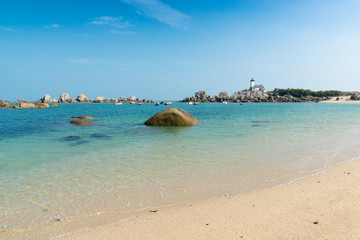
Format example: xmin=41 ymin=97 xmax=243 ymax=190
xmin=52 ymin=104 xmax=58 ymax=107
xmin=35 ymin=103 xmax=50 ymax=109
xmin=69 ymin=120 xmax=94 ymax=126
xmin=70 ymin=116 xmax=95 ymax=119
xmin=20 ymin=102 xmax=36 ymax=108
xmin=145 ymin=108 xmax=198 ymax=126
xmin=0 ymin=101 xmax=10 ymax=108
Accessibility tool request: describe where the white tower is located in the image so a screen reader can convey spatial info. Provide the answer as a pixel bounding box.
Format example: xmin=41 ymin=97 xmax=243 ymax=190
xmin=250 ymin=77 xmax=255 ymax=89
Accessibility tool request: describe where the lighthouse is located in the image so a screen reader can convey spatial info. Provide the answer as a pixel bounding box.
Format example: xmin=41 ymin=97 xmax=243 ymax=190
xmin=250 ymin=77 xmax=255 ymax=89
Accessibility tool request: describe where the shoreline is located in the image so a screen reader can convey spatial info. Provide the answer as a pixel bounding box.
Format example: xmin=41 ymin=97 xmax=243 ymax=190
xmin=43 ymin=157 xmax=360 ymax=240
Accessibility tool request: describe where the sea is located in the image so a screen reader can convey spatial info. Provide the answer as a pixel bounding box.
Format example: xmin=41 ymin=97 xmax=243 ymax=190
xmin=1 ymin=102 xmax=360 ymax=239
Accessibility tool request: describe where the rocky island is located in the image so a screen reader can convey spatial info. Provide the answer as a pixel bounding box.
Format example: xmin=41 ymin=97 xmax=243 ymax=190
xmin=180 ymin=78 xmax=358 ymax=103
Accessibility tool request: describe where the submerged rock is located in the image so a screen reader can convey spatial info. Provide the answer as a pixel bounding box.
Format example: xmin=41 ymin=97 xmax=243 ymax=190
xmin=70 ymin=116 xmax=95 ymax=119
xmin=90 ymin=133 xmax=111 ymax=139
xmin=62 ymin=136 xmax=81 ymax=140
xmin=145 ymin=108 xmax=198 ymax=126
xmin=69 ymin=120 xmax=94 ymax=126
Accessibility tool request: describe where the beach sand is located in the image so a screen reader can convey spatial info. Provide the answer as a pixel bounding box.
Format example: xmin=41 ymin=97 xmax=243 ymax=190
xmin=321 ymin=96 xmax=360 ymax=103
xmin=56 ymin=159 xmax=360 ymax=240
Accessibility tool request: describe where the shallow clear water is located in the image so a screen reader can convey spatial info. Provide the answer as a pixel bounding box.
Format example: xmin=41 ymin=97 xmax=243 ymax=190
xmin=1 ymin=102 xmax=360 ymax=236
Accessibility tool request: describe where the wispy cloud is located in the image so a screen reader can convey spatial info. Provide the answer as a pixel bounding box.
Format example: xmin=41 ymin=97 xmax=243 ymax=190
xmin=89 ymin=16 xmax=133 ymax=29
xmin=44 ymin=24 xmax=60 ymax=29
xmin=121 ymin=0 xmax=191 ymax=30
xmin=0 ymin=26 xmax=15 ymax=32
xmin=111 ymin=29 xmax=136 ymax=35
xmin=68 ymin=58 xmax=94 ymax=64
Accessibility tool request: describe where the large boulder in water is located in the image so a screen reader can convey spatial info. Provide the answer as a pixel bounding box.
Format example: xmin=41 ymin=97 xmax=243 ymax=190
xmin=77 ymin=94 xmax=89 ymax=102
xmin=145 ymin=108 xmax=198 ymax=126
xmin=59 ymin=93 xmax=70 ymax=103
xmin=41 ymin=94 xmax=51 ymax=103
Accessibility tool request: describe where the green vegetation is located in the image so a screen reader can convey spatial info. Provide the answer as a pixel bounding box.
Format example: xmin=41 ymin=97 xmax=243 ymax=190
xmin=276 ymin=89 xmax=342 ymax=98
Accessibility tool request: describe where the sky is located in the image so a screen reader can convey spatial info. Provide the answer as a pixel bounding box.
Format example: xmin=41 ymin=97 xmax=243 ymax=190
xmin=1 ymin=0 xmax=360 ymax=101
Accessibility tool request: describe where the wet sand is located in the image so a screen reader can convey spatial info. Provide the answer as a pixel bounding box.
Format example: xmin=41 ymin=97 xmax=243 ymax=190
xmin=57 ymin=158 xmax=360 ymax=240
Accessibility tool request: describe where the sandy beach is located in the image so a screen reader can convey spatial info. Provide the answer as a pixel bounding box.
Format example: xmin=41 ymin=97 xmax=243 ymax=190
xmin=53 ymin=158 xmax=360 ymax=240
xmin=321 ymin=96 xmax=360 ymax=103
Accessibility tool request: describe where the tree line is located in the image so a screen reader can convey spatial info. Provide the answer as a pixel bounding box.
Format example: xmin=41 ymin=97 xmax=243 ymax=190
xmin=276 ymin=89 xmax=342 ymax=98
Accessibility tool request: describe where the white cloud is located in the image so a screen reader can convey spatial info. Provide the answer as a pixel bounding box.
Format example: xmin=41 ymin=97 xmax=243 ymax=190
xmin=44 ymin=24 xmax=60 ymax=28
xmin=68 ymin=58 xmax=94 ymax=64
xmin=121 ymin=0 xmax=191 ymax=30
xmin=90 ymin=16 xmax=133 ymax=29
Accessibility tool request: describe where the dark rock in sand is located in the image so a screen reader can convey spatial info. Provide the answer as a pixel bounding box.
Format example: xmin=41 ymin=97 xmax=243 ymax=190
xmin=145 ymin=108 xmax=198 ymax=126
xmin=70 ymin=116 xmax=95 ymax=119
xmin=69 ymin=120 xmax=94 ymax=126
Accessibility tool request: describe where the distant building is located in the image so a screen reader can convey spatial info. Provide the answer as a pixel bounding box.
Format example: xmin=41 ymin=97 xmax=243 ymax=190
xmin=249 ymin=78 xmax=266 ymax=92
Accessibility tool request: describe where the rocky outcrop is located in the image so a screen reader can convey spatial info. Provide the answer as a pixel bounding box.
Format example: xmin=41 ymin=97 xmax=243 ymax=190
xmin=52 ymin=104 xmax=58 ymax=107
xmin=40 ymin=94 xmax=51 ymax=103
xmin=95 ymin=96 xmax=104 ymax=103
xmin=59 ymin=93 xmax=70 ymax=103
xmin=181 ymin=90 xmax=330 ymax=103
xmin=77 ymin=94 xmax=90 ymax=102
xmin=145 ymin=108 xmax=198 ymax=126
xmin=50 ymin=98 xmax=59 ymax=103
xmin=219 ymin=92 xmax=228 ymax=98
xmin=70 ymin=116 xmax=95 ymax=120
xmin=0 ymin=101 xmax=10 ymax=108
xmin=69 ymin=120 xmax=94 ymax=126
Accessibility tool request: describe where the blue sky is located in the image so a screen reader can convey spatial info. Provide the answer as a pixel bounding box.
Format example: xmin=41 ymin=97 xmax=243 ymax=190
xmin=1 ymin=0 xmax=360 ymax=100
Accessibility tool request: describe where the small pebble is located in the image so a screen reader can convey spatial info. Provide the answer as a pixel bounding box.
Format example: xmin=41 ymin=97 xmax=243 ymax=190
xmin=313 ymin=221 xmax=319 ymax=224
xmin=225 ymin=193 xmax=229 ymax=197
xmin=317 ymin=181 xmax=320 ymax=183
xmin=206 ymin=223 xmax=209 ymax=226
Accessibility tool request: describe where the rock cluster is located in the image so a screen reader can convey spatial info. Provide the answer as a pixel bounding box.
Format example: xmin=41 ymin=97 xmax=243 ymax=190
xmin=181 ymin=90 xmax=330 ymax=103
xmin=37 ymin=94 xmax=155 ymax=104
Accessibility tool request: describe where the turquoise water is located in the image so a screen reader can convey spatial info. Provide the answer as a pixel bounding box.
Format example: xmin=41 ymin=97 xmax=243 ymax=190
xmin=1 ymin=102 xmax=360 ymax=237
